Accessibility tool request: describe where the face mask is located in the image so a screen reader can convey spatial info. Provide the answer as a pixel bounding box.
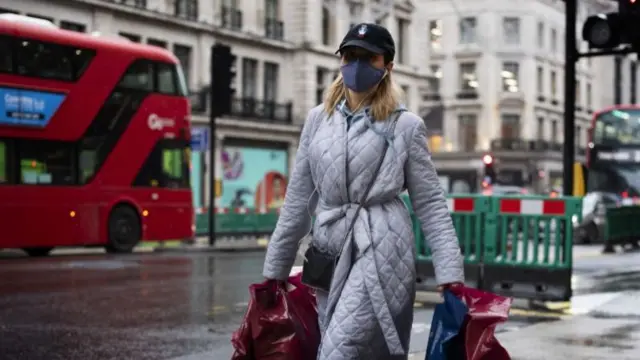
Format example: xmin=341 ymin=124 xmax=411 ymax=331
xmin=340 ymin=60 xmax=386 ymax=93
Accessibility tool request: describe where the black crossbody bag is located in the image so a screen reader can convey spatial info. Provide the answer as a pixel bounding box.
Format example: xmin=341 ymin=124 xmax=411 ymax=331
xmin=301 ymin=115 xmax=399 ymax=292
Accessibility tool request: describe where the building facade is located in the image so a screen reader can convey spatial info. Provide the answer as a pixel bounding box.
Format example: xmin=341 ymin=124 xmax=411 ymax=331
xmin=419 ymin=0 xmax=620 ymax=193
xmin=1 ymin=0 xmax=431 ymax=209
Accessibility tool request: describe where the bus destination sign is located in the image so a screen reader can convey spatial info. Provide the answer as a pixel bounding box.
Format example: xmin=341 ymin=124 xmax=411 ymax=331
xmin=0 ymin=87 xmax=65 ymax=127
xmin=593 ymin=148 xmax=640 ymax=163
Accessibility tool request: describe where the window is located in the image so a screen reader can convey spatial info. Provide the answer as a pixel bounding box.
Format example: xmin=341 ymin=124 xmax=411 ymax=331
xmin=60 ymin=21 xmax=86 ymax=32
xmin=322 ymin=7 xmax=331 ymax=45
xmin=429 ymin=20 xmax=442 ymax=50
xmin=502 ymin=17 xmax=520 ymax=44
xmin=173 ymin=44 xmax=192 ymax=88
xmin=265 ymin=0 xmax=279 ymax=19
xmin=537 ymin=117 xmax=544 ymax=140
xmin=147 ymin=38 xmax=167 ymax=48
xmin=586 ymin=82 xmax=592 ymax=108
xmin=501 ymin=62 xmax=519 ymax=92
xmin=631 ymin=62 xmax=637 ymax=103
xmin=0 ymin=8 xmax=19 ymax=14
xmin=264 ymin=62 xmax=279 ymax=102
xmin=459 ymin=17 xmax=477 ymax=44
xmin=458 ymin=114 xmax=477 ymax=151
xmin=576 ymin=79 xmax=582 ymax=106
xmin=157 ymin=62 xmax=178 ymax=95
xmin=576 ymin=125 xmax=582 ymax=147
xmin=119 ymin=32 xmax=141 ymax=42
xmin=459 ymin=62 xmax=478 ymax=91
xmin=537 ymin=21 xmax=544 ymax=48
xmin=397 ymin=18 xmax=409 ymax=64
xmin=550 ymin=70 xmax=557 ymax=97
xmin=316 ymin=67 xmax=331 ymax=105
xmin=18 ymin=141 xmax=75 ymax=185
xmin=0 ymin=37 xmax=11 ymax=73
xmin=118 ymin=61 xmax=153 ymax=91
xmin=536 ymin=65 xmax=544 ymax=94
xmin=551 ymin=28 xmax=557 ymax=52
xmin=429 ymin=65 xmax=441 ymax=93
xmin=133 ymin=139 xmax=190 ymax=188
xmin=241 ymin=58 xmax=258 ymax=98
xmin=9 ymin=37 xmax=95 ymax=81
xmin=0 ymin=140 xmax=7 ymax=183
xmin=175 ymin=0 xmax=198 ymax=20
xmin=348 ymin=3 xmax=363 ymax=30
xmin=501 ymin=114 xmax=520 ymax=139
xmin=551 ymin=120 xmax=558 ymax=143
xmin=401 ymin=85 xmax=410 ymax=106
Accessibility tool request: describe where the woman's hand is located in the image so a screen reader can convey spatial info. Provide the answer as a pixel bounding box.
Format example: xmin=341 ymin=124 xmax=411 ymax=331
xmin=436 ymin=282 xmax=463 ymax=294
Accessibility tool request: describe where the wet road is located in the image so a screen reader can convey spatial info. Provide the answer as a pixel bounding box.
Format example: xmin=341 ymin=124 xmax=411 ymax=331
xmin=0 ymin=247 xmax=638 ymax=359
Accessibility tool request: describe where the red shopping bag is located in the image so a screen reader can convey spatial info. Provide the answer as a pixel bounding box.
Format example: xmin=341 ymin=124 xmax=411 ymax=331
xmin=231 ymin=273 xmax=320 ymax=360
xmin=449 ymin=286 xmax=512 ymax=360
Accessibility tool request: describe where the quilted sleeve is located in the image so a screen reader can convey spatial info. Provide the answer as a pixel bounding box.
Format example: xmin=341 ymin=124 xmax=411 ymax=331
xmin=262 ymin=109 xmax=319 ymax=280
xmin=404 ymin=119 xmax=464 ymax=285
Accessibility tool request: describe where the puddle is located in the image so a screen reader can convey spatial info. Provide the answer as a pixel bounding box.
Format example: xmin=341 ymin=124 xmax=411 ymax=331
xmin=555 ymin=323 xmax=640 ymax=350
xmin=573 ymin=271 xmax=640 ymax=295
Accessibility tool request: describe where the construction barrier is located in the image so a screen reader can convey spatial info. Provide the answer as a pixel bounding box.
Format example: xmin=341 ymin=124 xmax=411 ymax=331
xmin=195 ymin=195 xmax=581 ymax=301
xmin=604 ymin=205 xmax=640 ymax=246
xmin=413 ymin=195 xmax=581 ymax=302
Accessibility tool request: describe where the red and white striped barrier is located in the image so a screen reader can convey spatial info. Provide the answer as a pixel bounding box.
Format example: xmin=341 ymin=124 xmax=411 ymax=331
xmin=446 ymin=198 xmax=474 ymax=212
xmin=498 ymin=198 xmax=565 ymax=215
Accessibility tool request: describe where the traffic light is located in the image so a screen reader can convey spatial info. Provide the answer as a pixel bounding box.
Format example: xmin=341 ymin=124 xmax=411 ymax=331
xmin=210 ymin=44 xmax=236 ymax=117
xmin=482 ymin=154 xmax=496 ymax=186
xmin=582 ymin=0 xmax=640 ymax=49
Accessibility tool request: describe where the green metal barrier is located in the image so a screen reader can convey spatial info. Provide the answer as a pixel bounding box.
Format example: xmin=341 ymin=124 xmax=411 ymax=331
xmin=411 ymin=195 xmax=490 ymax=291
xmin=196 ymin=195 xmax=581 ymax=301
xmin=480 ymin=196 xmax=581 ymax=301
xmin=604 ymin=205 xmax=640 ymax=246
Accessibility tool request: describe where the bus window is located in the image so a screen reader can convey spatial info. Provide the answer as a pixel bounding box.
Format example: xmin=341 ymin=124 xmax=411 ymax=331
xmin=133 ymin=139 xmax=190 ymax=188
xmin=17 ymin=141 xmax=75 ymax=185
xmin=0 ymin=36 xmax=11 ymax=73
xmin=15 ymin=39 xmax=79 ymax=81
xmin=0 ymin=140 xmax=6 ymax=183
xmin=156 ymin=62 xmax=177 ymax=95
xmin=118 ymin=60 xmax=153 ymax=91
xmin=175 ymin=63 xmax=188 ymax=96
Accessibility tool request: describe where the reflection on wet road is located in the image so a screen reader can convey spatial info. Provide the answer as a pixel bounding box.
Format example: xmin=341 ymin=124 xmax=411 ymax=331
xmin=1 ymin=247 xmax=639 ymax=359
xmin=0 ymin=252 xmax=264 ymax=360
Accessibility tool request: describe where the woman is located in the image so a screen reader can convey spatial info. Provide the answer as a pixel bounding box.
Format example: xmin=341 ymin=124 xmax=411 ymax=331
xmin=262 ymin=23 xmax=464 ymax=359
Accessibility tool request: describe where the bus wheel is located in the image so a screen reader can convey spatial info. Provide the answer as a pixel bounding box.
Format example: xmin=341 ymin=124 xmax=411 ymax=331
xmin=23 ymin=247 xmax=53 ymax=257
xmin=106 ymin=205 xmax=141 ymax=254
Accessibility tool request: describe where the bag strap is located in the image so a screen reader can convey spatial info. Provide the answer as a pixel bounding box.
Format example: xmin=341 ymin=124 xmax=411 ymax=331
xmin=337 ymin=111 xmax=402 ymax=258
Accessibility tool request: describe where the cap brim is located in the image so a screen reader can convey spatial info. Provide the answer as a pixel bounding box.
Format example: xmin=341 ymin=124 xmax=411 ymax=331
xmin=336 ymin=39 xmax=384 ymax=55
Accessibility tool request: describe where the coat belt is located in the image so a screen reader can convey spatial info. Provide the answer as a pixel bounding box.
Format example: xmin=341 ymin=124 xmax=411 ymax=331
xmin=315 ymin=203 xmax=405 ymax=355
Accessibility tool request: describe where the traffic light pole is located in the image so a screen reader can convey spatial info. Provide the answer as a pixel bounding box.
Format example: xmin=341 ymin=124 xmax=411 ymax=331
xmin=563 ymin=0 xmax=577 ymax=196
xmin=208 ymin=48 xmax=217 ymax=247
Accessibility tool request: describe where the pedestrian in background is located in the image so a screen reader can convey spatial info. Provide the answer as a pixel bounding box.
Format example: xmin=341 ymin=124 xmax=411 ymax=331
xmin=262 ymin=23 xmax=464 ymax=359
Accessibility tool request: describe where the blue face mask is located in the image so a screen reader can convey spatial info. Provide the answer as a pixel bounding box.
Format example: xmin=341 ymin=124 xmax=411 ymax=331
xmin=340 ymin=60 xmax=386 ymax=93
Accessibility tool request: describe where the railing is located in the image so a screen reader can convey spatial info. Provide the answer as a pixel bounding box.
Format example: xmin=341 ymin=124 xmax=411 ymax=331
xmin=221 ymin=6 xmax=243 ymax=31
xmin=265 ymin=18 xmax=284 ymax=40
xmin=189 ymin=90 xmax=293 ymax=124
xmin=231 ymin=98 xmax=293 ymax=124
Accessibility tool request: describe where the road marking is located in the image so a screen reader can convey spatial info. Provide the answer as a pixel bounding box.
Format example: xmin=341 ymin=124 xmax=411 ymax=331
xmin=411 ymin=322 xmax=430 ymax=334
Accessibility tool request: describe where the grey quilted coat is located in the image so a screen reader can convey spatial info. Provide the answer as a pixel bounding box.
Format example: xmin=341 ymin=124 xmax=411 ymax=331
xmin=262 ymin=104 xmax=464 ymax=359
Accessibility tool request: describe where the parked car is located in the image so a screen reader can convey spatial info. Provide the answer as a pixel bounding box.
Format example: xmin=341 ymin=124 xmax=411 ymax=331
xmin=573 ymin=192 xmax=620 ymax=244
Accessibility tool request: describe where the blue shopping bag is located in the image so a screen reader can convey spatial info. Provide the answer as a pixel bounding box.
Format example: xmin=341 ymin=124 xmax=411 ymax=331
xmin=425 ymin=290 xmax=468 ymax=360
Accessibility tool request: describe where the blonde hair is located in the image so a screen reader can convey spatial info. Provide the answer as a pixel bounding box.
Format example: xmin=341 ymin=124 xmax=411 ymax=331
xmin=323 ymin=72 xmax=402 ymax=121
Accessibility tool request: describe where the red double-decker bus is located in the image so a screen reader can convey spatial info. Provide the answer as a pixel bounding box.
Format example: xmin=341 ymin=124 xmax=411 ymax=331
xmin=0 ymin=15 xmax=194 ymax=256
xmin=584 ymin=105 xmax=640 ymax=198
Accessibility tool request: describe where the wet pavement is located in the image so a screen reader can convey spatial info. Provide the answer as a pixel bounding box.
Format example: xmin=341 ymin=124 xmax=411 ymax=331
xmin=0 ymin=246 xmax=639 ymax=359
